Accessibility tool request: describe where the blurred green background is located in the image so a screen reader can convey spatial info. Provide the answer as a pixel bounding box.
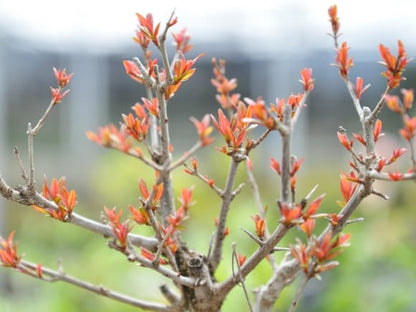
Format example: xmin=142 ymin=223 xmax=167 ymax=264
xmin=1 ymin=144 xmax=415 ymax=311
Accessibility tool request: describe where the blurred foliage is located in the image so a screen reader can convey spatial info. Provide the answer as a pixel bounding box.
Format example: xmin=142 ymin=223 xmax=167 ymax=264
xmin=1 ymin=146 xmax=415 ymax=311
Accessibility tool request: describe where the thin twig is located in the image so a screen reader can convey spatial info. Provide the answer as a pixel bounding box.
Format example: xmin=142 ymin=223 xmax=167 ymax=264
xmin=27 ymin=122 xmax=35 ymax=193
xmin=127 ymin=248 xmax=195 ymax=288
xmin=244 ymin=159 xmax=278 ymax=270
xmin=18 ymin=260 xmax=171 ymax=312
xmin=125 ymin=149 xmax=164 ymax=171
xmin=241 ymin=227 xmax=264 ymax=246
xmin=14 ymin=147 xmax=28 ymax=183
xmin=231 ymin=242 xmax=253 ymax=312
xmin=31 ymin=98 xmax=56 ymax=135
xmin=289 ymin=274 xmax=311 ymax=312
xmin=232 ymin=182 xmax=245 ymax=198
xmin=141 ymin=186 xmax=178 ymax=272
xmin=271 ymin=247 xmax=291 ymax=253
xmin=345 ymin=217 xmax=364 ymax=225
xmin=344 ymin=79 xmax=363 ymax=119
xmin=209 ymin=157 xmax=240 ymax=273
xmin=245 ymin=160 xmax=266 ymax=217
xmin=184 ymin=163 xmax=223 ymax=196
xmin=291 ymin=91 xmax=310 ymax=127
xmin=158 ymin=10 xmax=176 ymax=84
xmin=367 ymin=85 xmax=390 ymax=125
xmin=304 ymin=184 xmax=319 ymax=202
xmin=248 ymin=129 xmax=272 ymax=151
xmin=169 ymin=141 xmax=203 ymax=171
xmin=371 ymin=189 xmax=389 ymax=200
xmin=132 ymin=57 xmax=156 ymax=87
xmin=328 ymin=32 xmax=342 ymax=49
xmin=153 ymin=226 xmax=176 ymax=269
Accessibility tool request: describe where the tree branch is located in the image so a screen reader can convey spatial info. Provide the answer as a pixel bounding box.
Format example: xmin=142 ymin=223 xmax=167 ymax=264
xmin=124 ymin=246 xmax=195 ymax=288
xmin=367 ymin=85 xmax=390 ymax=125
xmin=125 ymin=149 xmax=164 ymax=171
xmin=247 ymin=128 xmax=272 ymax=151
xmin=153 ymin=72 xmax=175 ymax=225
xmin=158 ymin=10 xmax=176 ymax=85
xmin=183 ymin=164 xmax=223 ymax=197
xmin=344 ymin=79 xmax=364 ymax=119
xmin=253 ymin=255 xmax=300 ymax=311
xmin=169 ymin=141 xmax=202 ymax=171
xmin=0 ymin=177 xmax=159 ymax=251
xmin=281 ymin=105 xmax=292 ymax=204
xmin=291 ymin=91 xmax=310 ymax=127
xmin=209 ymin=157 xmax=240 ymax=273
xmin=132 ymin=57 xmax=156 ymax=88
xmin=141 ymin=45 xmax=160 ymax=152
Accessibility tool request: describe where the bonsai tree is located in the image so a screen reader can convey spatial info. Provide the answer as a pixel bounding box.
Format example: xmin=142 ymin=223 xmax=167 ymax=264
xmin=0 ymin=5 xmax=414 ymax=311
